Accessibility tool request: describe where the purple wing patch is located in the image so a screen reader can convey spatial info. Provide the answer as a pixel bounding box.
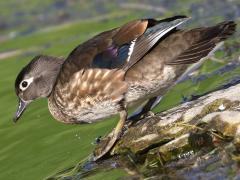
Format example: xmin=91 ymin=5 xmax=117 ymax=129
xmin=92 ymin=41 xmax=134 ymax=69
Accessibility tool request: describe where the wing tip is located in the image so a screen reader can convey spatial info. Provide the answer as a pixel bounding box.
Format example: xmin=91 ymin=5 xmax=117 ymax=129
xmin=157 ymin=15 xmax=191 ymax=23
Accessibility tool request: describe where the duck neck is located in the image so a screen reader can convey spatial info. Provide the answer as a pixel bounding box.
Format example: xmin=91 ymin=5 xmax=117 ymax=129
xmin=45 ymin=56 xmax=65 ymax=97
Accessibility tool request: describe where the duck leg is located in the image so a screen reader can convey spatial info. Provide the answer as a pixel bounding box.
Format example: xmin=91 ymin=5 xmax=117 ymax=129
xmin=93 ymin=110 xmax=127 ymax=161
xmin=128 ymin=96 xmax=162 ymax=121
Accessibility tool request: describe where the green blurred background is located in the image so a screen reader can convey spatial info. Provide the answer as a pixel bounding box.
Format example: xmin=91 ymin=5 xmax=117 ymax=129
xmin=0 ymin=0 xmax=239 ymax=179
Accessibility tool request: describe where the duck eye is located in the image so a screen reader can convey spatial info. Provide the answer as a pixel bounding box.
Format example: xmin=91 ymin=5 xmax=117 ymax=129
xmin=19 ymin=77 xmax=34 ymax=91
xmin=22 ymin=81 xmax=28 ymax=88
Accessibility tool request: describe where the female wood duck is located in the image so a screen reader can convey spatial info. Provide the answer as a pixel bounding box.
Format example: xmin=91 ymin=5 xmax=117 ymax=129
xmin=13 ymin=15 xmax=236 ymax=160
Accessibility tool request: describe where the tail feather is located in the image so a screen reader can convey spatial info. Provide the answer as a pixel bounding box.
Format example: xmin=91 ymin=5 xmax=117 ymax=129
xmin=167 ymin=21 xmax=236 ymax=65
xmin=217 ymin=21 xmax=236 ymax=40
xmin=203 ymin=21 xmax=236 ymax=41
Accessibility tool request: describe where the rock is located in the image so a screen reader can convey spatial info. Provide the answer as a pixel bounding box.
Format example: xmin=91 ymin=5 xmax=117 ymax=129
xmin=107 ymin=83 xmax=240 ymax=179
xmin=112 ymin=84 xmax=240 ymax=154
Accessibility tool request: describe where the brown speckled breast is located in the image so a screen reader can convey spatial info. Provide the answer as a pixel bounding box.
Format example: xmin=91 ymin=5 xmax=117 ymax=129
xmin=48 ymin=68 xmax=127 ymax=124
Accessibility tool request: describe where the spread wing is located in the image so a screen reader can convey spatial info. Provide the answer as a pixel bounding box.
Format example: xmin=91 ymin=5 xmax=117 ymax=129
xmin=57 ymin=16 xmax=189 ymax=85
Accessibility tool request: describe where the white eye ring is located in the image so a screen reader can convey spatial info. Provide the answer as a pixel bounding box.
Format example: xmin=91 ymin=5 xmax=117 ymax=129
xmin=20 ymin=77 xmax=34 ymax=91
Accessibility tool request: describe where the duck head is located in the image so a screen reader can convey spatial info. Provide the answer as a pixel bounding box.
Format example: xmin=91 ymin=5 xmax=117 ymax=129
xmin=13 ymin=55 xmax=64 ymax=122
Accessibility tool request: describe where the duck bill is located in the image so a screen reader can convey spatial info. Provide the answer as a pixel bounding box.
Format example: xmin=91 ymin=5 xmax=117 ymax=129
xmin=13 ymin=99 xmax=30 ymax=123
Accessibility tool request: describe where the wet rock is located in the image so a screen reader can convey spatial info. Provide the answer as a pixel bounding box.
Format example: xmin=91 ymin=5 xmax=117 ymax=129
xmin=113 ymin=84 xmax=240 ymax=154
xmin=108 ymin=83 xmax=240 ymax=179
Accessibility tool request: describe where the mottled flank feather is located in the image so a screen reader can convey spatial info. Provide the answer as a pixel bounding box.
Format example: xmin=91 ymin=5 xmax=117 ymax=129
xmin=59 ymin=69 xmax=127 ymax=103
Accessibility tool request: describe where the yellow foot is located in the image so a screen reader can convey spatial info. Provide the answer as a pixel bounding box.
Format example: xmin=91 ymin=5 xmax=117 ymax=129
xmin=93 ymin=130 xmax=117 ymax=161
xmin=92 ymin=110 xmax=127 ymax=161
